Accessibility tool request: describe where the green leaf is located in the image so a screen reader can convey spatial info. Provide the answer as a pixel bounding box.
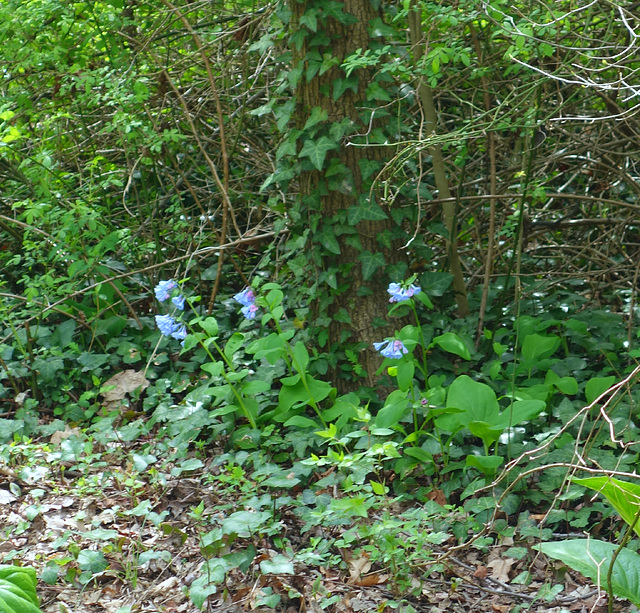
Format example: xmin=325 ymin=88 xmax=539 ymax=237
xmin=365 ymin=81 xmax=391 ymax=101
xmin=317 ymin=226 xmax=341 ymax=254
xmin=431 ymin=332 xmax=471 ymax=360
xmin=292 ymin=341 xmax=310 ymax=374
xmin=303 ymin=106 xmax=328 ymax=130
xmin=260 ymin=554 xmax=295 ymax=575
xmin=224 ymin=333 xmax=245 ymax=359
xmin=199 ymin=317 xmax=219 ymax=337
xmin=585 ymin=376 xmax=616 ymax=404
xmin=77 ymin=352 xmax=110 ymax=371
xmin=573 ymin=476 xmax=640 ymax=537
xmin=347 ymin=202 xmax=388 ymax=225
xmin=466 ymin=454 xmax=504 ymax=475
xmin=521 ymin=334 xmax=560 ymax=363
xmin=403 ymin=447 xmax=433 ymax=464
xmin=77 ymin=550 xmax=109 ymax=574
xmin=333 ymin=75 xmax=359 ymax=100
xmin=375 ymin=390 xmax=410 ymax=429
xmin=221 ymin=511 xmax=271 ymax=537
xmin=0 ymin=565 xmax=42 ymax=613
xmin=539 ymin=540 xmax=640 ymax=606
xmin=298 ymin=136 xmax=338 ymax=170
xmin=33 ymin=357 xmax=64 ymax=383
xmin=396 ymin=360 xmax=414 ymax=392
xmin=359 ymin=250 xmax=386 ymax=281
xmin=419 ymin=271 xmax=453 ymax=297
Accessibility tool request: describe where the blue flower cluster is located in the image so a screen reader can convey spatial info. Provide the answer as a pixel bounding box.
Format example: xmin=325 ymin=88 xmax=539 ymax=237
xmin=373 ymin=281 xmax=421 ymax=359
xmin=154 ymin=279 xmax=187 ymax=341
xmin=233 ymin=287 xmax=259 ymax=320
xmin=374 ymin=339 xmax=408 ymax=359
xmin=387 ymin=282 xmax=421 ymax=303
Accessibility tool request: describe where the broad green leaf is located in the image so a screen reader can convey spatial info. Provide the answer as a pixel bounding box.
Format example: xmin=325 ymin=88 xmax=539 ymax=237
xmin=330 ymin=496 xmax=368 ymax=518
xmin=431 ymin=332 xmax=471 ymax=360
xmin=292 ymin=341 xmax=310 ymax=374
xmin=201 ymin=361 xmax=224 ymax=376
xmin=396 ymin=360 xmax=414 ymax=392
xmin=242 ymin=380 xmax=271 ymax=395
xmin=403 ymin=447 xmax=433 ymax=464
xmin=0 ymin=565 xmax=41 ymax=613
xmin=585 ymin=376 xmax=616 ymax=404
xmin=77 ymin=550 xmax=108 ymax=573
xmin=260 ymin=554 xmax=295 ymax=575
xmin=466 ymin=454 xmax=504 ymax=475
xmin=438 ymin=375 xmax=500 ymax=432
xmin=199 ymin=317 xmax=219 ymax=337
xmin=573 ymin=476 xmax=640 ymax=537
xmin=521 ymin=334 xmax=560 ymax=363
xmin=283 ymin=415 xmax=319 ymax=429
xmin=419 ymin=272 xmax=453 ymax=297
xmin=540 ymin=540 xmax=640 ymax=606
xmin=365 ymin=81 xmax=391 ymax=101
xmin=262 ymin=475 xmax=300 ymax=489
xmin=77 ymin=352 xmax=110 ymax=371
xmin=375 ymin=390 xmax=410 ymax=429
xmin=278 ymin=376 xmax=332 ymax=412
xmin=247 ymin=333 xmax=288 ymax=364
xmin=221 ymin=511 xmax=271 ymax=537
xmin=298 ymin=136 xmax=338 ymax=170
xmin=224 ymin=332 xmax=245 ymax=359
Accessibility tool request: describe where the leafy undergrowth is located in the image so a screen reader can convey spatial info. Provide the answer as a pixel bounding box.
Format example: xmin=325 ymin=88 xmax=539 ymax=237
xmin=0 ymin=427 xmax=628 ymax=613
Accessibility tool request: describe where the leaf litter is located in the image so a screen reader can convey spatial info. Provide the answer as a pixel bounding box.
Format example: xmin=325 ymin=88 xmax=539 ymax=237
xmin=0 ymin=429 xmax=630 ymax=613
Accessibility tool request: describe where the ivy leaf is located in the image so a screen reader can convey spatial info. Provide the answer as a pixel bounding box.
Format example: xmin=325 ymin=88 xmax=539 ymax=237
xmin=303 ymin=107 xmax=328 ymax=131
xmin=317 ymin=226 xmax=341 ymax=254
xmin=359 ymin=159 xmax=381 ymax=181
xmin=359 ymin=251 xmax=386 ymax=280
xmin=298 ymin=136 xmax=338 ymax=170
xmin=299 ymin=9 xmax=318 ymax=32
xmin=333 ymin=76 xmax=359 ymax=101
xmin=347 ymin=202 xmax=388 ymax=225
xmin=366 ymin=81 xmax=391 ymax=101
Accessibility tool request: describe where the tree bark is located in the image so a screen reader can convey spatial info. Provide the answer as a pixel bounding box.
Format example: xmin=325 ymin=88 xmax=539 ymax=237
xmin=289 ymin=0 xmax=410 ymax=390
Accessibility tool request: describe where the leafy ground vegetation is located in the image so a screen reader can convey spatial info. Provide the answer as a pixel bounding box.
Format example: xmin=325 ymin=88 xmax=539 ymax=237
xmin=1 ymin=0 xmax=640 ymax=611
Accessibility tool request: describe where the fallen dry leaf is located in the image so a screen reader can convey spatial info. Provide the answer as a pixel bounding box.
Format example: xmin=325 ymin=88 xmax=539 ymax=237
xmin=348 ymin=553 xmax=372 ymax=583
xmin=487 ymin=557 xmax=516 ymax=583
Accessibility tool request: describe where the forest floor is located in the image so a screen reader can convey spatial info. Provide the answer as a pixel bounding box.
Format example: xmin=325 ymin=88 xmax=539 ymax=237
xmin=0 ymin=427 xmax=627 ymax=613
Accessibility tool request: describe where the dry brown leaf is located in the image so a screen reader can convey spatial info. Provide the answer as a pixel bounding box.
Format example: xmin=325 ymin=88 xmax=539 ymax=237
xmin=487 ymin=557 xmax=516 ymax=583
xmin=427 ymin=488 xmax=448 ymax=506
xmin=100 ymin=369 xmax=150 ymax=409
xmin=473 ymin=565 xmax=488 ymax=579
xmin=347 ymin=553 xmax=371 ymax=583
xmin=354 ymin=573 xmax=386 ymax=587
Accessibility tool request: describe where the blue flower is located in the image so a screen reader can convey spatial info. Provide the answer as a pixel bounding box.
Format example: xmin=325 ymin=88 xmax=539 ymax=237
xmin=171 ymin=295 xmax=185 ymax=310
xmin=155 ymin=314 xmax=178 ymax=336
xmin=387 ymin=282 xmax=421 ymax=303
xmin=170 ymin=324 xmax=187 ymax=341
xmin=241 ymin=303 xmax=259 ymax=320
xmin=155 ymin=279 xmax=177 ymax=302
xmin=233 ymin=287 xmax=256 ymax=307
xmin=374 ymin=339 xmax=409 ymax=359
xmin=234 ymin=287 xmax=259 ymax=319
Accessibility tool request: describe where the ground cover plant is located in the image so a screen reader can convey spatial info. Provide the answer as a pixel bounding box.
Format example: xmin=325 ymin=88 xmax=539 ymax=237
xmin=1 ymin=0 xmax=640 ymax=611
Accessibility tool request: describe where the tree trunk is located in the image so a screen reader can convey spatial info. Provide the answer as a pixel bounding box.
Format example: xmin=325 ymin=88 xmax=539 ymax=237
xmin=288 ymin=0 xmax=410 ymax=390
